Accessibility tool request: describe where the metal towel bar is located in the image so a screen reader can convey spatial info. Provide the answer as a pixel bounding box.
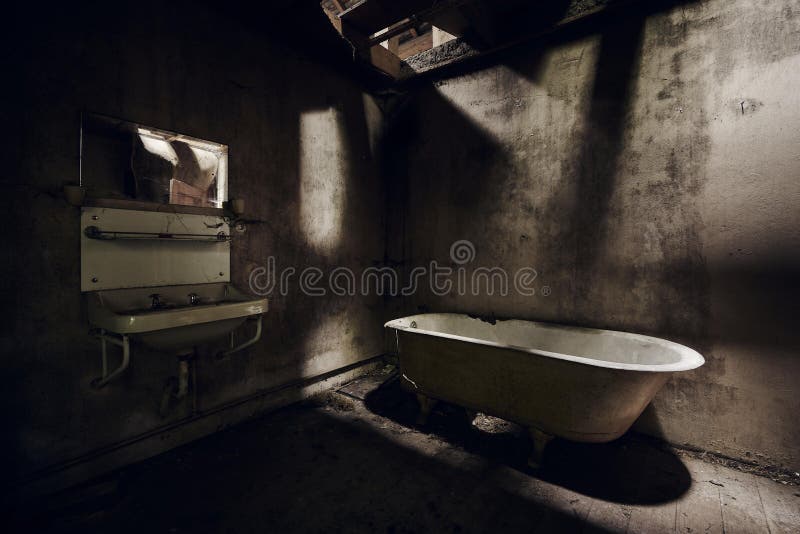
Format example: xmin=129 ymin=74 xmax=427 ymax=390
xmin=84 ymin=226 xmax=229 ymax=242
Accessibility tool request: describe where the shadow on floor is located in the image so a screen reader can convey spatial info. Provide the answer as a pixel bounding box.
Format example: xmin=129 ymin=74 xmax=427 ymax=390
xmin=13 ymin=394 xmax=617 ymax=533
xmin=363 ymin=374 xmax=691 ymax=505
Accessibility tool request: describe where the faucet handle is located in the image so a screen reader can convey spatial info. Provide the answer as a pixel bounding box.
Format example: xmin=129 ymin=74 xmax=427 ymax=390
xmin=188 ymin=293 xmax=200 ymax=306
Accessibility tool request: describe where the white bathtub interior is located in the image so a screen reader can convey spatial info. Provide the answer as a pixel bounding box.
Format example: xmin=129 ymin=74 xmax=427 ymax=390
xmin=386 ymin=313 xmax=704 ymax=372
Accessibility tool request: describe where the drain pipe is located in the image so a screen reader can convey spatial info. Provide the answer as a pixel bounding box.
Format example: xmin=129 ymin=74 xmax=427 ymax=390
xmin=159 ymin=354 xmax=193 ymax=418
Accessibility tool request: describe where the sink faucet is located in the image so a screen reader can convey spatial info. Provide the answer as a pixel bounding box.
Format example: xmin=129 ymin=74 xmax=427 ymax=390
xmin=188 ymin=293 xmax=200 ymax=306
xmin=149 ymin=294 xmax=162 ymax=309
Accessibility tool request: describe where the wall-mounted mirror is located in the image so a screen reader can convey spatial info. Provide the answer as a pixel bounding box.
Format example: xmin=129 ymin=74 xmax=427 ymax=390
xmin=80 ymin=113 xmax=228 ymax=208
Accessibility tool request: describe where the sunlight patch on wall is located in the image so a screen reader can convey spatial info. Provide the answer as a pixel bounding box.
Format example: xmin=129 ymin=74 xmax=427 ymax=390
xmin=299 ymin=108 xmax=347 ymax=255
xmin=300 ymin=310 xmax=373 ymax=379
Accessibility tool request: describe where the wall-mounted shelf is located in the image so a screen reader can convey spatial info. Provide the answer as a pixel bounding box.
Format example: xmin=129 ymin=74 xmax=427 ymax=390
xmin=84 ymin=226 xmax=230 ymax=242
xmin=83 ymin=197 xmax=226 ymax=217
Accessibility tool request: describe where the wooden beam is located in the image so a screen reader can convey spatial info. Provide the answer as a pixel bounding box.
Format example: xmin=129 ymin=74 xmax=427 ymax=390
xmin=329 ymin=15 xmax=400 ymax=79
xmin=342 ymin=0 xmax=470 ymax=48
xmin=401 ymin=0 xmax=645 ymax=81
xmin=398 ymin=31 xmax=433 ymax=59
xmin=339 ymin=0 xmax=437 ymax=36
xmin=366 ymin=16 xmax=422 ymax=47
xmin=368 ymin=44 xmax=401 ymax=78
xmin=373 ymin=19 xmax=408 ymax=52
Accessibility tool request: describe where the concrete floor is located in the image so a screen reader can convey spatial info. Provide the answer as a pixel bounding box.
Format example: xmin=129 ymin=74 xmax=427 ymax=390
xmin=15 ymin=369 xmax=800 ymax=533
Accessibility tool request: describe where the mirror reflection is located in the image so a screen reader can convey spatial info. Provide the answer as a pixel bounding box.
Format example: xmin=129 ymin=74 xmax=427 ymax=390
xmin=81 ymin=113 xmax=228 ymax=208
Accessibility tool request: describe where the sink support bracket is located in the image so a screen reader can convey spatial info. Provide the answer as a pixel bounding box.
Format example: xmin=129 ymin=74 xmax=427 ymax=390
xmin=91 ymin=329 xmax=131 ymax=389
xmin=217 ymin=316 xmax=262 ymax=358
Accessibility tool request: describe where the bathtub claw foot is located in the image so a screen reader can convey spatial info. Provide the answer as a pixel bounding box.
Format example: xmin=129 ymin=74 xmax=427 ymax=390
xmin=415 ymin=394 xmax=437 ymax=426
xmin=527 ymin=427 xmax=554 ymax=470
xmin=464 ymin=408 xmax=477 ymax=426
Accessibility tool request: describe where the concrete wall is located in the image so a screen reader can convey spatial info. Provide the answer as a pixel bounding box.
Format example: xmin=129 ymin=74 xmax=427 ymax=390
xmin=2 ymin=1 xmax=387 ymax=487
xmin=386 ymin=0 xmax=800 ymax=470
xmin=4 ymin=0 xmax=798 ymax=489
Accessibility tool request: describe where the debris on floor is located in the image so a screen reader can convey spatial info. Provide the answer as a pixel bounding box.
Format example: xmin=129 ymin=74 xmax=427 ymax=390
xmin=13 ymin=368 xmax=800 ymax=534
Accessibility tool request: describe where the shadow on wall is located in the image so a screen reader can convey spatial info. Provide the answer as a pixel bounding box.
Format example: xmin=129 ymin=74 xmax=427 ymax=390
xmin=1 ymin=0 xmax=387 ymax=491
xmin=294 ymin=94 xmax=388 ymax=378
xmin=565 ymin=15 xmax=646 ymax=300
xmin=380 ymin=0 xmax=723 ymax=475
xmin=363 ymin=375 xmax=691 ymax=506
xmin=441 ymin=0 xmax=575 ymax=52
xmin=381 ymin=82 xmax=518 ymax=298
xmin=207 ymin=47 xmax=387 ymax=405
xmin=503 ymin=0 xmax=712 ymax=344
xmin=386 ymin=0 xmax=716 ymax=343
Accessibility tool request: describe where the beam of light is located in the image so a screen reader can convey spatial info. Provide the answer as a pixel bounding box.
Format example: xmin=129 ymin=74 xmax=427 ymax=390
xmin=299 ymin=108 xmax=347 ymax=254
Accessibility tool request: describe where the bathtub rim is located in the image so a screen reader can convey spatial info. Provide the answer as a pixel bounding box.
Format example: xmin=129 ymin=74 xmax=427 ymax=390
xmin=385 ymin=313 xmax=704 ymax=373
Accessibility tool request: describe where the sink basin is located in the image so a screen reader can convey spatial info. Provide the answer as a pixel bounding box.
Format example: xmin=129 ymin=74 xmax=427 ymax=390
xmin=88 ymin=283 xmax=267 ymax=353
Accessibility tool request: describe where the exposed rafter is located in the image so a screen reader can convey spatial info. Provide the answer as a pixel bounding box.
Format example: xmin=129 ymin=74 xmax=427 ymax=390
xmin=320 ymin=0 xmax=635 ymax=82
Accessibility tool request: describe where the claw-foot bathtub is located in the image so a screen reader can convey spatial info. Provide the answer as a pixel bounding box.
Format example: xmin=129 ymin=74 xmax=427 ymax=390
xmin=385 ymin=313 xmax=704 ymax=467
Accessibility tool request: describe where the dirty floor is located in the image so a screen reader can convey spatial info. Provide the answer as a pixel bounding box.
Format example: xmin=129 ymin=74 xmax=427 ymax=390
xmin=14 ymin=370 xmax=800 ymax=533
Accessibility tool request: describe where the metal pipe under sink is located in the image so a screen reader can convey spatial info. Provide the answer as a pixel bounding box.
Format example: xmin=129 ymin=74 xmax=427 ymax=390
xmin=217 ymin=316 xmax=263 ymax=359
xmin=91 ymin=329 xmax=130 ymax=389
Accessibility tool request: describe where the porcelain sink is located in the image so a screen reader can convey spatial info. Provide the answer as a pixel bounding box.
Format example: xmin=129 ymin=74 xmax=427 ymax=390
xmin=87 ymin=283 xmax=267 ymax=353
